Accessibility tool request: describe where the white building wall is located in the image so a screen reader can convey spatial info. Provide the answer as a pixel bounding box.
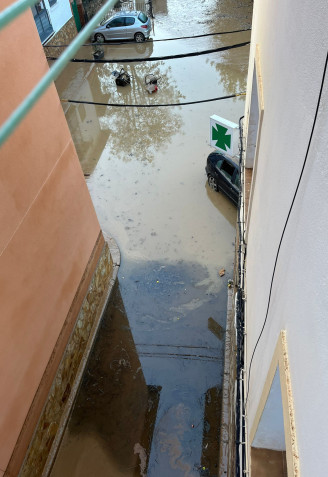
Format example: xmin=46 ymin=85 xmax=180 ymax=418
xmin=45 ymin=0 xmax=72 ymax=33
xmin=244 ymin=0 xmax=328 ymax=475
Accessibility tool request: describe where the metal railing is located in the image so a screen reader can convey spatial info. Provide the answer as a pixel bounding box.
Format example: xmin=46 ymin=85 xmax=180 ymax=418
xmin=0 ymin=0 xmax=118 ymax=147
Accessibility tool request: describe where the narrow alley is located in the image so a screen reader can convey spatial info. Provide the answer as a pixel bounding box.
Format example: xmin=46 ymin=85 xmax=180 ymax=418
xmin=50 ymin=1 xmax=252 ymax=475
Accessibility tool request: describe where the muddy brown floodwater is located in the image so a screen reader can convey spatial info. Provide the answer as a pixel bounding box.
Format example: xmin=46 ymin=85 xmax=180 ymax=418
xmin=50 ymin=0 xmax=252 ymax=476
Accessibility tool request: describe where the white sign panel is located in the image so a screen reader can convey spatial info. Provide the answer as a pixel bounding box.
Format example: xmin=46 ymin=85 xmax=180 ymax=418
xmin=210 ymin=115 xmax=239 ymax=157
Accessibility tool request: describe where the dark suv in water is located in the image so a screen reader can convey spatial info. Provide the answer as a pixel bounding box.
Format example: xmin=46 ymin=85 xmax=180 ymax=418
xmin=205 ymin=152 xmax=240 ymax=206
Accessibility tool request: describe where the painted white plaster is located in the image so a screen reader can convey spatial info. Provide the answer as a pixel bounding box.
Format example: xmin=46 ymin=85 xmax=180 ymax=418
xmin=252 ymin=368 xmax=285 ymax=451
xmin=45 ymin=0 xmax=72 ymax=33
xmin=244 ymin=1 xmax=328 ymax=475
xmin=245 ymin=66 xmax=259 ymax=168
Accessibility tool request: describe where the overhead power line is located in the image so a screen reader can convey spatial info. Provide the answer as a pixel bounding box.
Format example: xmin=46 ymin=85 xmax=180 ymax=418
xmin=133 ymin=28 xmax=251 ymax=43
xmin=45 ymin=28 xmax=252 ymax=48
xmin=47 ymin=41 xmax=250 ymax=63
xmin=61 ymin=93 xmax=246 ymax=108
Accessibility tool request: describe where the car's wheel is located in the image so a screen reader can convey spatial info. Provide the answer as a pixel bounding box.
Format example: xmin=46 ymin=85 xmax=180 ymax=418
xmin=134 ymin=32 xmax=145 ymax=43
xmin=208 ymin=175 xmax=218 ymax=191
xmin=95 ymin=33 xmax=105 ymax=43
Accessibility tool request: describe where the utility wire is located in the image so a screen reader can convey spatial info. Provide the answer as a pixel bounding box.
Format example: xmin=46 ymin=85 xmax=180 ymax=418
xmin=61 ymin=93 xmax=246 ymax=108
xmin=45 ymin=28 xmax=252 ymax=47
xmin=47 ymin=41 xmax=250 ymax=63
xmin=245 ymin=50 xmax=328 ymax=405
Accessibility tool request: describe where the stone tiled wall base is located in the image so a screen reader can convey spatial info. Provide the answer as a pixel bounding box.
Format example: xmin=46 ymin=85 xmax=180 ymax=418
xmin=17 ymin=235 xmax=120 ymax=477
xmin=218 ymin=225 xmax=242 ymax=476
xmin=83 ymin=0 xmax=107 ymax=20
xmin=82 ymin=1 xmax=147 ymax=25
xmin=43 ymin=17 xmax=77 ymax=58
xmin=218 ymin=286 xmax=236 ymax=477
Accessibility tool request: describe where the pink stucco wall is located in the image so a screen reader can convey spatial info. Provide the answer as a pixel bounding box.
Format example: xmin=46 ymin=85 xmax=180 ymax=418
xmin=0 ymin=2 xmax=101 ymax=472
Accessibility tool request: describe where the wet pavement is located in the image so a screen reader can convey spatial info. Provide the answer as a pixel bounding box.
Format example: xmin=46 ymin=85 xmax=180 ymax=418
xmin=50 ymin=0 xmax=252 ymax=475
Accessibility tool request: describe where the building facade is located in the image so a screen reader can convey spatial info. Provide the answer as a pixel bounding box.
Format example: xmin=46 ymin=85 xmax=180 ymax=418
xmin=0 ymin=2 xmax=119 ymax=476
xmin=31 ymin=0 xmax=73 ymax=43
xmin=240 ymin=0 xmax=328 ymax=476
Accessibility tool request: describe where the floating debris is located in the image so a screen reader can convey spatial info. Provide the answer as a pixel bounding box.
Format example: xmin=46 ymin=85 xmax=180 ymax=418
xmin=145 ymin=73 xmax=161 ymax=94
xmin=112 ymin=68 xmax=131 ymax=86
xmin=219 ymin=268 xmax=225 ymax=277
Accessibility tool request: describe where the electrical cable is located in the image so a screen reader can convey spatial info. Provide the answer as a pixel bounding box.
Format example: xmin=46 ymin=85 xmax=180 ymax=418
xmin=235 ymin=115 xmax=247 ymax=477
xmin=245 ymin=50 xmax=328 ymax=405
xmin=47 ymin=41 xmax=250 ymax=63
xmin=61 ymin=92 xmax=246 ymax=108
xmin=44 ymin=28 xmax=251 ymax=47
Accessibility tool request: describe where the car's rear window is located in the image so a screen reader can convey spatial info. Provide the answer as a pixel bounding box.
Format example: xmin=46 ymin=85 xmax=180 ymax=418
xmin=220 ymin=160 xmax=235 ymax=181
xmin=138 ymin=12 xmax=148 ymax=23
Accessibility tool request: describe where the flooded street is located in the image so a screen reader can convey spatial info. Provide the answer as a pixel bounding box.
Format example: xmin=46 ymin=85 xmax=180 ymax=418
xmin=50 ymin=0 xmax=252 ymax=475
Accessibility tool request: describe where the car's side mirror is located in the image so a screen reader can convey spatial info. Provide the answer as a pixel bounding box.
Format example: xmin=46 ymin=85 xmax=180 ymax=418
xmin=106 ymin=24 xmax=111 ymax=29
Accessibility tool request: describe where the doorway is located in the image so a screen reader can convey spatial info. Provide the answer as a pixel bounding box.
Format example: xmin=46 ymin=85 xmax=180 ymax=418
xmin=31 ymin=1 xmax=54 ymax=43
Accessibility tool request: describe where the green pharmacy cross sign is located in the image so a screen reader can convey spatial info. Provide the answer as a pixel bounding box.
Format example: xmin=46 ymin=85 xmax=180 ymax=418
xmin=210 ymin=114 xmax=239 ymax=157
xmin=212 ymin=123 xmax=231 ymax=151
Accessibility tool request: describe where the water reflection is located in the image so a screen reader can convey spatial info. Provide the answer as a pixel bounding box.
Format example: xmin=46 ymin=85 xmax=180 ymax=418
xmin=48 ymin=38 xmax=155 ymax=62
xmin=94 ymin=60 xmax=185 ymax=163
xmin=65 ymin=102 xmax=109 ymax=175
xmin=205 ymin=182 xmax=237 ymax=228
xmin=77 ymin=40 xmax=155 ymax=61
xmin=51 ymin=258 xmax=226 ymax=477
xmin=50 ymin=283 xmax=161 ymax=477
xmin=57 ymin=58 xmax=184 ymax=172
xmin=120 ymin=259 xmax=229 ymax=341
xmin=202 ymin=0 xmax=252 ymax=97
xmin=200 ymin=387 xmax=222 ymax=476
xmin=207 ymin=46 xmax=249 ymax=96
xmin=208 ymin=317 xmax=225 ymax=341
xmin=119 ymin=261 xmax=226 ymax=476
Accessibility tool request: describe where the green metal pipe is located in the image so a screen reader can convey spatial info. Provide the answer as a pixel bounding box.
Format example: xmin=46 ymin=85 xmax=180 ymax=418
xmin=0 ymin=0 xmax=117 ymax=148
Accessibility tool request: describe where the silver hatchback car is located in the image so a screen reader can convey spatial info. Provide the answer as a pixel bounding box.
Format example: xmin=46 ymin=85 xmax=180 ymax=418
xmin=93 ymin=11 xmax=151 ymax=43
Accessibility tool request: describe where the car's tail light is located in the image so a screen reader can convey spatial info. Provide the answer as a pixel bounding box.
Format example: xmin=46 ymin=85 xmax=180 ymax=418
xmin=141 ymin=25 xmax=147 ymax=28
